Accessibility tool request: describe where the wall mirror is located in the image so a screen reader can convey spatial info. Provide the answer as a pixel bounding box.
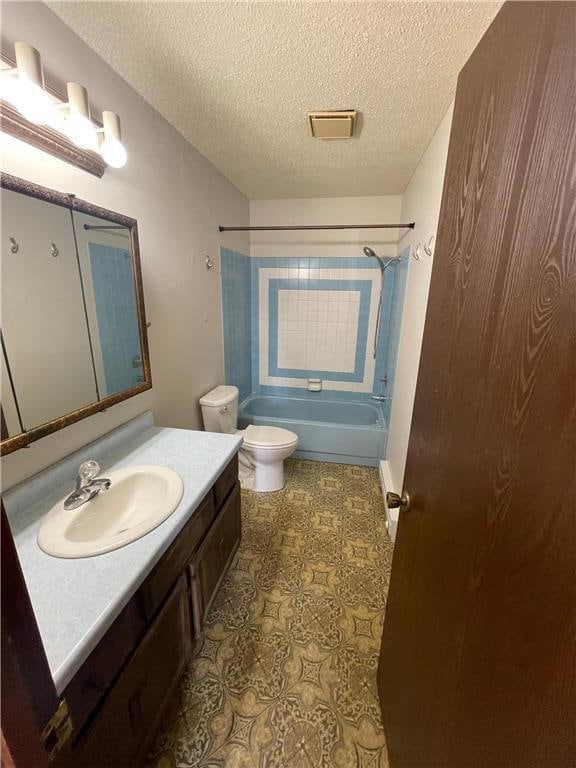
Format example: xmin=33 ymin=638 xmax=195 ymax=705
xmin=0 ymin=173 xmax=151 ymax=454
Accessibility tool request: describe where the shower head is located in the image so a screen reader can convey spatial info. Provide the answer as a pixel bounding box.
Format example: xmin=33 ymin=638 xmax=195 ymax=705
xmin=362 ymin=246 xmax=400 ymax=272
xmin=363 ymin=246 xmax=386 ymax=272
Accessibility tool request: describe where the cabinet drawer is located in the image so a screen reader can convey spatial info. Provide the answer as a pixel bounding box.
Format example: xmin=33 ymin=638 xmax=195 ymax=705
xmin=213 ymin=454 xmax=238 ymax=509
xmin=191 ymin=482 xmax=241 ymax=634
xmin=140 ymin=491 xmax=215 ymax=621
xmin=72 ymin=575 xmax=191 ymax=768
xmin=65 ymin=596 xmax=146 ymax=734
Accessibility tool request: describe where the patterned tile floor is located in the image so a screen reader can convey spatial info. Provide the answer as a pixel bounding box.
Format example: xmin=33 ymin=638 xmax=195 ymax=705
xmin=147 ymin=459 xmax=393 ymax=768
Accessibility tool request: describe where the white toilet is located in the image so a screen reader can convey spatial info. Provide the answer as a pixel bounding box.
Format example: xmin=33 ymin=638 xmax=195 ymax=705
xmin=199 ymin=385 xmax=298 ymax=492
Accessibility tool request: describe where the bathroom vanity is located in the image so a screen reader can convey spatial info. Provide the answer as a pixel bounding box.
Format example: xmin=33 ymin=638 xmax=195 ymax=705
xmin=3 ymin=415 xmax=242 ymax=767
xmin=68 ymin=454 xmax=240 ymax=767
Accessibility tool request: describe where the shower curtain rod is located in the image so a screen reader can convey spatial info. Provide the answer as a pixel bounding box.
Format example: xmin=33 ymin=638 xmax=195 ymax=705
xmin=218 ymin=222 xmax=415 ymax=232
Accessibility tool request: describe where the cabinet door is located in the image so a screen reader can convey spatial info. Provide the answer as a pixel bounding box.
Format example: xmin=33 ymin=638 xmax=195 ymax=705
xmin=191 ymin=483 xmax=241 ymax=634
xmin=64 ymin=596 xmax=146 ymax=733
xmin=71 ymin=575 xmax=191 ymax=768
xmin=213 ymin=455 xmax=238 ymax=508
xmin=140 ymin=491 xmax=215 ymax=622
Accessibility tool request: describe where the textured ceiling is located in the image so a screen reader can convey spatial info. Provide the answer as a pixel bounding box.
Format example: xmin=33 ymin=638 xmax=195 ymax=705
xmin=50 ymin=1 xmax=501 ymax=199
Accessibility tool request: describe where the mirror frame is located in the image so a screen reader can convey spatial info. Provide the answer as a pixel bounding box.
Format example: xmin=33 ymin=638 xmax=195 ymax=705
xmin=0 ymin=172 xmax=152 ymax=455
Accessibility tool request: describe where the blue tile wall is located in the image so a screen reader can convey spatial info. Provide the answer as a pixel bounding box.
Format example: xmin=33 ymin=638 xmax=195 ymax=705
xmin=220 ymin=248 xmax=252 ymax=401
xmin=88 ymin=243 xmax=142 ymax=396
xmin=381 ymin=247 xmax=410 ymax=425
xmin=251 ymin=257 xmax=260 ymax=394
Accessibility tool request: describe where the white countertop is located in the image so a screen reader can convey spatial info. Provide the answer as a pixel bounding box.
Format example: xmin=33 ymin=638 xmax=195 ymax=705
xmin=4 ymin=413 xmax=242 ymax=694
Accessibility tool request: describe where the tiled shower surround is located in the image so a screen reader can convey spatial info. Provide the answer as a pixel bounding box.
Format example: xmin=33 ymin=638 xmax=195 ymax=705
xmin=221 ymin=249 xmax=253 ymax=402
xmin=221 ymin=249 xmax=408 ymax=425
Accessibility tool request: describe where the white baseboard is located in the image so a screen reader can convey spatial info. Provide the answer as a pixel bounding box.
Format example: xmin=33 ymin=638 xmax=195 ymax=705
xmin=378 ymin=460 xmax=399 ymax=542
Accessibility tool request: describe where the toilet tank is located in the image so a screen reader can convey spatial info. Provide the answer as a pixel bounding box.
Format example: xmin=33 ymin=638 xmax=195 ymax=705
xmin=199 ymin=385 xmax=239 ymax=434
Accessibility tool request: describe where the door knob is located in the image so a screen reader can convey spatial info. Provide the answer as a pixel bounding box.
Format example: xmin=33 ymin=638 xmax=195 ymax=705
xmin=386 ymin=491 xmax=411 ymax=512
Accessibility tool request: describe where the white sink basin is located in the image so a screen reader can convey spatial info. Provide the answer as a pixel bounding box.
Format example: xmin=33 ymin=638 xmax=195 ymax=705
xmin=38 ymin=465 xmax=184 ymax=558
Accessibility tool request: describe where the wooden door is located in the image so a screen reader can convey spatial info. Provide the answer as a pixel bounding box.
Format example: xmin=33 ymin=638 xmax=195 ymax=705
xmin=378 ymin=2 xmax=576 ymax=767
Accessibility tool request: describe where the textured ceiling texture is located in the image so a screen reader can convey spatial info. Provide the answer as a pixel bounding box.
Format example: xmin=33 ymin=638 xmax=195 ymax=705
xmin=50 ymin=1 xmax=501 ymax=199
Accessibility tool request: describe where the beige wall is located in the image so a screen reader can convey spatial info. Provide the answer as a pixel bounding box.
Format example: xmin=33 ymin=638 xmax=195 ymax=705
xmin=250 ymin=196 xmax=402 ymax=258
xmin=1 ymin=1 xmax=248 ymax=488
xmin=1 ymin=342 xmax=20 ymax=436
xmin=386 ymin=103 xmax=454 ymax=491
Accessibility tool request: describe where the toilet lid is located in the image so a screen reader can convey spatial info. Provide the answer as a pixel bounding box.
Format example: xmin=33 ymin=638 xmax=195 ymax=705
xmin=243 ymin=424 xmax=298 ymax=448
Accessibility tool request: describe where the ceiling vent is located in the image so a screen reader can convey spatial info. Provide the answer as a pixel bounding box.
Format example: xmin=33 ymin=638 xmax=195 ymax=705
xmin=308 ymin=110 xmax=357 ymax=139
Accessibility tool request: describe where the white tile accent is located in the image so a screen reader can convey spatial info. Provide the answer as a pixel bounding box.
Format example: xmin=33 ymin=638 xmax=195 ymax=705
xmin=277 ymin=289 xmax=360 ymax=373
xmin=257 ymin=266 xmax=382 ymax=392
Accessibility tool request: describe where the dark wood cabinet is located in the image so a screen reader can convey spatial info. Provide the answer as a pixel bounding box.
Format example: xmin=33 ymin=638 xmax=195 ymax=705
xmin=71 ymin=575 xmax=191 ymax=768
xmin=140 ymin=491 xmax=215 ymax=623
xmin=191 ymin=482 xmax=241 ymax=633
xmin=213 ymin=455 xmax=238 ymax=508
xmin=64 ymin=598 xmax=146 ymax=730
xmin=59 ymin=454 xmax=241 ymax=767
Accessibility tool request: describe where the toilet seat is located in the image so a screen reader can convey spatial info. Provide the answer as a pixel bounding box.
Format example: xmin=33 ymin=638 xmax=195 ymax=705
xmin=242 ymin=424 xmax=298 ymax=449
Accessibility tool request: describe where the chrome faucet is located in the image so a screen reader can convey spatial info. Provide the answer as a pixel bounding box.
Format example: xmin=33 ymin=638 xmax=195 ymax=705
xmin=64 ymin=460 xmax=111 ymax=510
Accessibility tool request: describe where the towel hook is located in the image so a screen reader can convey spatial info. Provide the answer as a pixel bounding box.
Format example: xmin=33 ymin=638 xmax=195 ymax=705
xmin=424 ymin=236 xmax=435 ymax=257
xmin=9 ymin=236 xmax=19 ymax=254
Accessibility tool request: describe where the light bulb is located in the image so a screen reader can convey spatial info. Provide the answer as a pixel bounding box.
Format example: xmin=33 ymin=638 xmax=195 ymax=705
xmin=99 ymin=111 xmax=127 ymax=168
xmin=0 ymin=72 xmax=19 ymax=105
xmin=64 ymin=82 xmax=97 ymax=149
xmin=13 ymin=42 xmax=51 ymax=125
xmin=66 ymin=113 xmax=97 ymax=149
xmin=100 ymin=137 xmax=127 ymax=168
xmin=14 ymin=77 xmax=52 ymax=124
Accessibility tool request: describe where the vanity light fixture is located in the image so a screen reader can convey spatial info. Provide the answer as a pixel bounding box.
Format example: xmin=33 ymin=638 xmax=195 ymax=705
xmin=65 ymin=82 xmax=97 ymax=150
xmin=12 ymin=41 xmax=51 ymax=124
xmin=0 ymin=41 xmax=128 ymax=170
xmin=99 ymin=110 xmax=127 ymax=168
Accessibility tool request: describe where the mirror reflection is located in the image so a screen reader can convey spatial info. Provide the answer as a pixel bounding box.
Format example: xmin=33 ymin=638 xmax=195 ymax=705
xmin=0 ymin=183 xmax=148 ymax=444
xmin=73 ymin=210 xmax=143 ymax=398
